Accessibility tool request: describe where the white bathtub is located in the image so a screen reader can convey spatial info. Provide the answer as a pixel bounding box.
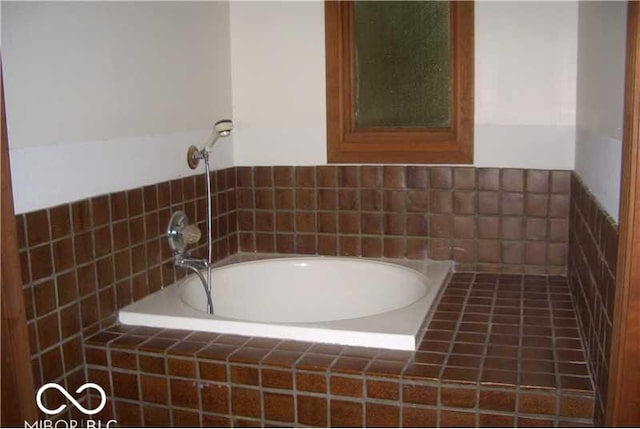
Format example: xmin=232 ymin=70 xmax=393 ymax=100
xmin=119 ymin=254 xmax=451 ymax=350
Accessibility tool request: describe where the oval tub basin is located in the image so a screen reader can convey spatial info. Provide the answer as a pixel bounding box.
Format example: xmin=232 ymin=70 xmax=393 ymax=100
xmin=119 ymin=255 xmax=451 ymax=350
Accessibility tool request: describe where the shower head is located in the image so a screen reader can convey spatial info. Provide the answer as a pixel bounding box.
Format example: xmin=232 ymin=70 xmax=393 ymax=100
xmin=214 ymin=119 xmax=233 ymax=137
xmin=202 ymin=119 xmax=233 ymax=152
xmin=187 ymin=119 xmax=234 ymax=170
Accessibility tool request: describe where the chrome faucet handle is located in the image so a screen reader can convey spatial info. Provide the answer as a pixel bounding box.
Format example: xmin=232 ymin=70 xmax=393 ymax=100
xmin=167 ymin=211 xmax=201 ymax=254
xmin=182 ymin=224 xmax=201 ymax=245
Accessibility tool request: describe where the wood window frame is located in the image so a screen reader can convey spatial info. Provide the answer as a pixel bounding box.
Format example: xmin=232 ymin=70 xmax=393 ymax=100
xmin=325 ymin=1 xmax=474 ymax=164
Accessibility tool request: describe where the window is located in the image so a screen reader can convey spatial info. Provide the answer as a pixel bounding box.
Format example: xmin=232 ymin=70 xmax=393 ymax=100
xmin=325 ymin=1 xmax=474 ymax=164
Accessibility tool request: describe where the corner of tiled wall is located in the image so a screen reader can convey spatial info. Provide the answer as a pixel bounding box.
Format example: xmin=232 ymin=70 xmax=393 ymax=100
xmin=567 ymin=172 xmax=619 ymax=426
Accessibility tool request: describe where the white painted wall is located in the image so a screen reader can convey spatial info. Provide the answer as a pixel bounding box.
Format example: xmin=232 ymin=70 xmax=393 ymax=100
xmin=230 ymin=1 xmax=327 ymax=166
xmin=575 ymin=1 xmax=627 ymax=221
xmin=474 ymin=1 xmax=577 ymax=169
xmin=231 ymin=1 xmax=578 ymax=170
xmin=6 ymin=1 xmax=619 ymax=217
xmin=2 ymin=1 xmax=233 ymax=214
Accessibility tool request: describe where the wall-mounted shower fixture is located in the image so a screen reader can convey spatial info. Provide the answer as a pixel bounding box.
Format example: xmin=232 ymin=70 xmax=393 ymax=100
xmin=167 ymin=211 xmax=213 ymax=314
xmin=187 ymin=119 xmax=233 ymax=170
xmin=179 ymin=119 xmax=234 ymax=315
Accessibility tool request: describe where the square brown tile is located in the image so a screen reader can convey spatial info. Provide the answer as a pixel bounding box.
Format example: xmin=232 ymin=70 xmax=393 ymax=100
xmin=139 ymin=355 xmax=166 ymax=375
xmin=113 ymin=371 xmax=140 ymax=401
xmin=383 ymin=190 xmax=406 ymax=212
xmin=33 ymin=279 xmax=57 ymax=316
xmin=337 ymin=166 xmax=358 ymax=187
xmin=454 ymin=167 xmax=476 ymax=189
xmin=274 ymin=166 xmax=294 ymax=188
xmin=361 ymin=237 xmax=382 ymax=257
xmin=317 ymin=189 xmax=337 ymax=210
xmin=72 ymin=200 xmax=92 ymax=233
xmin=261 ymin=368 xmax=293 ymax=390
xmin=360 ymin=189 xmax=382 ymax=212
xmin=441 ymin=386 xmax=477 ymax=408
xmin=403 ymin=384 xmax=437 ymax=405
xmin=559 ymin=395 xmax=594 ymax=419
xmin=237 ymin=167 xmax=253 ymax=187
xmin=230 ymin=365 xmax=260 ymax=386
xmin=502 ymin=169 xmax=524 ymax=192
xmin=297 ymin=395 xmax=327 ymax=426
xmin=231 ymin=387 xmax=261 ymax=418
xmin=174 ymin=407 xmax=201 ymax=427
xmin=479 ymin=413 xmax=514 ymax=427
xmin=114 ymin=401 xmax=142 ymax=427
xmin=441 ymin=367 xmax=479 ymax=384
xmin=263 ymin=392 xmax=294 ymax=423
xmin=477 ymin=240 xmax=500 ymax=263
xmin=26 ymin=210 xmax=50 ymax=247
xmin=140 ymin=375 xmax=169 ymax=405
xmin=430 ymin=190 xmax=453 ymax=214
xmin=296 ymin=372 xmax=327 ymax=393
xmin=453 ymin=191 xmax=476 ymax=214
xmin=142 ymin=405 xmax=170 ymax=427
xmin=527 ymin=170 xmax=550 ymax=193
xmin=49 ymin=205 xmax=72 ymax=240
xmin=478 ymin=168 xmax=500 ymax=191
xmin=383 ymin=166 xmax=405 ymax=188
xmin=275 ymin=189 xmax=294 ymax=210
xmin=403 ymin=406 xmax=437 ymax=428
xmin=296 ymin=189 xmax=316 ymax=210
xmin=330 ymin=376 xmax=363 ymax=397
xmin=453 ymin=216 xmax=475 ymax=238
xmin=551 ymin=170 xmax=571 ymax=194
xmin=407 ymin=190 xmax=429 ymax=212
xmin=366 ymin=402 xmax=399 ymax=427
xmin=360 ymin=166 xmax=382 ymax=188
xmin=296 ymin=166 xmax=315 ymax=188
xmin=430 ymin=167 xmax=452 ymax=189
xmin=440 ymin=410 xmax=476 ymax=427
xmin=526 ymin=194 xmax=549 ymax=217
xmin=316 ymin=166 xmax=337 ymax=188
xmin=406 ymin=166 xmax=428 ymax=189
xmin=519 ymin=392 xmax=556 ymax=415
xmin=30 ymin=244 xmax=53 ymax=281
xmin=550 ymin=194 xmax=570 ymax=218
xmin=479 ymin=389 xmax=516 ymax=412
xmin=330 ymin=399 xmax=363 ymax=427
xmin=365 ymin=379 xmax=399 ymax=401
xmin=254 ymin=167 xmax=273 ymax=188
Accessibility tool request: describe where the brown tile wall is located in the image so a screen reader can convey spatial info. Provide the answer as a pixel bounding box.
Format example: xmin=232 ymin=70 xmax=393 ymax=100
xmin=17 ymin=164 xmax=574 ymax=421
xmin=17 ymin=168 xmax=238 ymax=419
xmin=236 ymin=166 xmax=570 ymax=274
xmin=567 ymin=173 xmax=619 ymax=426
xmin=84 ymin=273 xmax=594 ymax=427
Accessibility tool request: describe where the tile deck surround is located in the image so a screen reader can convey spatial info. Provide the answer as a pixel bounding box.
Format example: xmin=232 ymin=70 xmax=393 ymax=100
xmin=84 ymin=272 xmax=594 ymax=427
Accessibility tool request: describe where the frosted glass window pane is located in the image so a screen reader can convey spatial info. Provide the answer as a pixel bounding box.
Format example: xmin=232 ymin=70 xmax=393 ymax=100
xmin=354 ymin=1 xmax=451 ymax=128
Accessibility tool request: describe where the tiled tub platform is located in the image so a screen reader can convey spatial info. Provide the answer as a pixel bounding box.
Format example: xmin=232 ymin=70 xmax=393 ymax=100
xmin=84 ymin=273 xmax=595 ymax=427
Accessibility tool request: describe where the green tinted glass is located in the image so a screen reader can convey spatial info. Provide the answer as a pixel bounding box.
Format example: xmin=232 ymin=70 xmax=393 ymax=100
xmin=354 ymin=1 xmax=451 ymax=128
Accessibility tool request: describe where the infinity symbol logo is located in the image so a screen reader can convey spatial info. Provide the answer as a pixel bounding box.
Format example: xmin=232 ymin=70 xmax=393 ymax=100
xmin=35 ymin=383 xmax=107 ymax=416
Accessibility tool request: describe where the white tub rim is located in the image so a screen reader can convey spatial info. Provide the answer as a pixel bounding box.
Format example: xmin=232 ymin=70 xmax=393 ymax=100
xmin=119 ymin=253 xmax=452 ymax=350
